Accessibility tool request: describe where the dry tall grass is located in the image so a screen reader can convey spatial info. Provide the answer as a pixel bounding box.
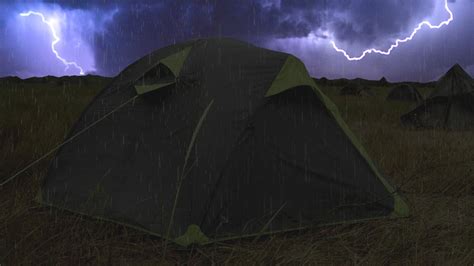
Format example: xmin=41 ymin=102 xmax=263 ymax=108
xmin=1 ymin=79 xmax=473 ymax=265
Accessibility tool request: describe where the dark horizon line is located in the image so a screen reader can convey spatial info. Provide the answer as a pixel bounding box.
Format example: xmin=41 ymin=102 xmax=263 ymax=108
xmin=0 ymin=73 xmax=442 ymax=85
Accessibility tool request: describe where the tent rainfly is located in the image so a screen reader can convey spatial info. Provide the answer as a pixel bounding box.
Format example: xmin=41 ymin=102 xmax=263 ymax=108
xmin=401 ymin=64 xmax=474 ymax=129
xmin=386 ymin=84 xmax=423 ymax=102
xmin=39 ymin=38 xmax=409 ymax=246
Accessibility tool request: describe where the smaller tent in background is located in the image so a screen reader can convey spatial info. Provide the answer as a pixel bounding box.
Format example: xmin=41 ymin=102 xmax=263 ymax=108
xmin=340 ymin=84 xmax=374 ymax=97
xmin=380 ymin=77 xmax=388 ymax=85
xmin=428 ymin=64 xmax=474 ymax=98
xmin=386 ymin=84 xmax=422 ymax=102
xmin=401 ymin=64 xmax=474 ymax=129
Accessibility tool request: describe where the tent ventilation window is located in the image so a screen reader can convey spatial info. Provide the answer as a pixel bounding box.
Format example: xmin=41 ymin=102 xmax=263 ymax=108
xmin=135 ymin=63 xmax=177 ymax=95
xmin=137 ymin=63 xmax=175 ymax=86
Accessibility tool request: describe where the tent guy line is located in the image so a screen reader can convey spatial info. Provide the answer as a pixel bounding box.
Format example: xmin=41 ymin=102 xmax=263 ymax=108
xmin=19 ymin=11 xmax=85 ymax=75
xmin=331 ymin=0 xmax=454 ymax=61
xmin=0 ymin=95 xmax=138 ymax=187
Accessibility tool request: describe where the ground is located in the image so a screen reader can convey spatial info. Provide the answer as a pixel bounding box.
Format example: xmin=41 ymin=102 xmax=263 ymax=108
xmin=0 ymin=76 xmax=473 ymax=265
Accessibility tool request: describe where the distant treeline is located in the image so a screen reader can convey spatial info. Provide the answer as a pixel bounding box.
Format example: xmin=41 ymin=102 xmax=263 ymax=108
xmin=0 ymin=75 xmax=112 ymax=86
xmin=312 ymin=77 xmax=436 ymax=88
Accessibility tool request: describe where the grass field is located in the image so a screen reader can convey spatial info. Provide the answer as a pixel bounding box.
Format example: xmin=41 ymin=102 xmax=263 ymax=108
xmin=1 ymin=77 xmax=473 ymax=265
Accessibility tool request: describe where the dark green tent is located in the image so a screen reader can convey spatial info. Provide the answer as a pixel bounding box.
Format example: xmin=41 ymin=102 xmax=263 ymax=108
xmin=401 ymin=64 xmax=474 ymax=129
xmin=386 ymin=84 xmax=422 ymax=102
xmin=39 ymin=38 xmax=408 ymax=246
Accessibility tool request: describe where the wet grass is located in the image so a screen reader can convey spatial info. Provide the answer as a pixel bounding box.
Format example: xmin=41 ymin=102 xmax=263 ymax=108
xmin=0 ymin=79 xmax=473 ymax=265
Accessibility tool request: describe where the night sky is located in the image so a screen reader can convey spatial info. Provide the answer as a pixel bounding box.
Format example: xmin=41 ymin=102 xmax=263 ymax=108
xmin=0 ymin=0 xmax=473 ymax=81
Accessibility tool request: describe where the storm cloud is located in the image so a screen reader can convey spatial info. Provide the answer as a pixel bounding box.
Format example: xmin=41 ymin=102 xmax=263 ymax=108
xmin=0 ymin=0 xmax=472 ymax=81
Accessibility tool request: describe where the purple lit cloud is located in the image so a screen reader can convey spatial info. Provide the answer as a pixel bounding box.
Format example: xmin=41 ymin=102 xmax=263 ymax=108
xmin=0 ymin=1 xmax=117 ymax=78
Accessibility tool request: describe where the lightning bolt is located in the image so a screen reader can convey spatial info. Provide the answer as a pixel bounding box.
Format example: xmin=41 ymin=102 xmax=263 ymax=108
xmin=19 ymin=11 xmax=85 ymax=75
xmin=331 ymin=0 xmax=454 ymax=61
